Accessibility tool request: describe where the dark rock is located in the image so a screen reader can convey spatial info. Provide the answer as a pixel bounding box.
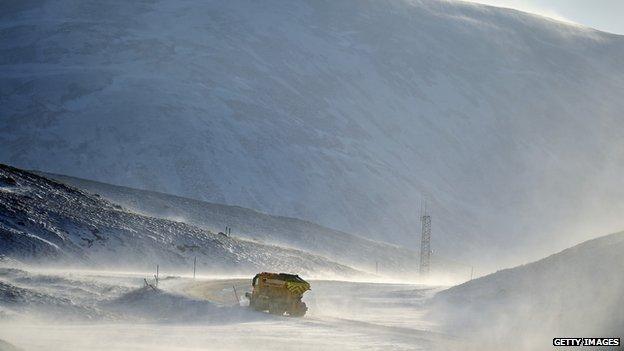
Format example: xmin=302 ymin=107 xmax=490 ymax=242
xmin=0 ymin=176 xmax=17 ymax=187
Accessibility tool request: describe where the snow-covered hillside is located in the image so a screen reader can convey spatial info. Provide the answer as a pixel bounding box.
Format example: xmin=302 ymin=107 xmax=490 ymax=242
xmin=2 ymin=0 xmax=624 ymax=266
xmin=0 ymin=164 xmax=359 ymax=277
xmin=432 ymin=232 xmax=624 ymax=346
xmin=42 ymin=172 xmax=468 ymax=278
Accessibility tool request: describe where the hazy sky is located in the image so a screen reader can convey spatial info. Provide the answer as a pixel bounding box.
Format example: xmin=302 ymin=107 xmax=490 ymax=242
xmin=466 ymin=0 xmax=624 ymax=35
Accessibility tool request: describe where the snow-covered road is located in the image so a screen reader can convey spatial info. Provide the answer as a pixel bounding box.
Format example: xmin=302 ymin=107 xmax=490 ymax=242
xmin=0 ymin=269 xmax=455 ymax=351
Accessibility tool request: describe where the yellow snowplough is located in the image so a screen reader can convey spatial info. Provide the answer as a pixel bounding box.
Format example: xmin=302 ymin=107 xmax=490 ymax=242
xmin=245 ymin=272 xmax=310 ymax=317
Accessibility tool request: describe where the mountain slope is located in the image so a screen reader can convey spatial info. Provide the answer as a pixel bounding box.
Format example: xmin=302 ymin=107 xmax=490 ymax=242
xmin=0 ymin=164 xmax=359 ymax=277
xmin=2 ymin=0 xmax=624 ymax=266
xmin=432 ymin=232 xmax=624 ymax=345
xmin=41 ymin=172 xmax=427 ymax=276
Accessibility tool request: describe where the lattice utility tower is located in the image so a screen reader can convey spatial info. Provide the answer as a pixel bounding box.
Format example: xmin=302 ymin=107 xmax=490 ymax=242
xmin=419 ymin=204 xmax=431 ymax=276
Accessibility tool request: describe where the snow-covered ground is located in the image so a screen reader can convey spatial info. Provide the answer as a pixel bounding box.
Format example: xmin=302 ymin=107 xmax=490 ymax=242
xmin=1 ymin=228 xmax=622 ymax=350
xmin=0 ymin=265 xmax=451 ymax=351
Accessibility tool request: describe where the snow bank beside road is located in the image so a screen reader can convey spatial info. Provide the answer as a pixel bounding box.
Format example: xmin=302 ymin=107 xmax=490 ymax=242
xmin=0 ymin=339 xmax=22 ymax=351
xmin=103 ymin=285 xmax=257 ymax=323
xmin=431 ymin=232 xmax=624 ymax=349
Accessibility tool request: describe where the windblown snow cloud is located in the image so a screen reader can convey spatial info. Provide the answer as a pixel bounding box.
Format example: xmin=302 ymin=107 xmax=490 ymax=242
xmin=464 ymin=0 xmax=624 ymax=34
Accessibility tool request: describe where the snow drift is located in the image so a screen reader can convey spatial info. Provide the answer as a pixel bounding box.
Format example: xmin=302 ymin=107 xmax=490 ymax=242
xmin=103 ymin=285 xmax=257 ymax=323
xmin=2 ymin=0 xmax=624 ymax=268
